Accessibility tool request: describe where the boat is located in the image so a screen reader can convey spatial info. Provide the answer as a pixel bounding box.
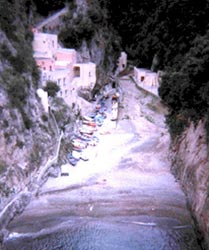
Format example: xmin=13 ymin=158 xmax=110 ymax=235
xmin=82 ymin=115 xmax=94 ymax=122
xmin=82 ymin=120 xmax=97 ymax=127
xmin=71 ymin=138 xmax=87 ymax=149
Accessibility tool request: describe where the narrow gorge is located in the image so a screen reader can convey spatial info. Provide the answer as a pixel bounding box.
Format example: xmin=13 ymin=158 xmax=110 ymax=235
xmin=0 ymin=0 xmax=209 ymax=249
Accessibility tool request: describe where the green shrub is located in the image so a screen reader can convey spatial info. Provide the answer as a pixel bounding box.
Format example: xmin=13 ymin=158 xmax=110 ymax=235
xmin=8 ymin=84 xmax=25 ymax=105
xmin=16 ymin=140 xmax=24 ymax=149
xmin=145 ymin=115 xmax=155 ymax=123
xmin=41 ymin=114 xmax=48 ymax=122
xmin=2 ymin=120 xmax=9 ymax=128
xmin=59 ymin=15 xmax=95 ymax=49
xmin=0 ymin=182 xmax=14 ymax=197
xmin=44 ymin=81 xmax=60 ymax=97
xmin=32 ymin=62 xmax=41 ymax=85
xmin=11 ymin=44 xmax=34 ymax=74
xmin=4 ymin=132 xmax=10 ymax=141
xmin=1 ymin=69 xmax=30 ymax=109
xmin=0 ymin=43 xmax=13 ymax=62
xmin=166 ymin=113 xmax=189 ymax=140
xmin=21 ymin=111 xmax=33 ymax=130
xmin=88 ymin=7 xmax=103 ymax=23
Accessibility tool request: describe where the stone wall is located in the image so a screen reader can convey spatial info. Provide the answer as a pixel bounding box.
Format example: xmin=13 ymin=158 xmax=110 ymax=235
xmin=170 ymin=120 xmax=209 ymax=249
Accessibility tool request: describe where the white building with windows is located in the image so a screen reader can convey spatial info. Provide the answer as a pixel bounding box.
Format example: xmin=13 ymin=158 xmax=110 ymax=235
xmin=133 ymin=67 xmax=160 ymax=96
xmin=73 ymin=62 xmax=96 ymax=89
xmin=134 ymin=67 xmax=159 ymax=87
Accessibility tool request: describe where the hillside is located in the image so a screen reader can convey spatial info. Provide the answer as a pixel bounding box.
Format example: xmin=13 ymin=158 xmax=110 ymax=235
xmin=0 ymin=0 xmax=55 ymax=206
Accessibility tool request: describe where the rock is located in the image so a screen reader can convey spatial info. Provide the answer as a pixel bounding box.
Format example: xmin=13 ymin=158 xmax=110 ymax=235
xmin=171 ymin=120 xmax=209 ymax=249
xmin=0 ymin=228 xmax=9 ymax=246
xmin=48 ymin=166 xmax=60 ymax=178
xmin=0 ymin=191 xmax=31 ymax=230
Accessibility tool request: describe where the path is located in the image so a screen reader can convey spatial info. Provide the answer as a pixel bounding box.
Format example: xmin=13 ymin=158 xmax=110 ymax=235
xmin=35 ymin=7 xmax=68 ymax=31
xmin=5 ymin=78 xmax=200 ymax=249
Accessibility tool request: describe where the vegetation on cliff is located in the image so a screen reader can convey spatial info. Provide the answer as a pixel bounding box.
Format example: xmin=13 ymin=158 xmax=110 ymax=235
xmin=104 ymin=0 xmax=209 ymax=139
xmin=58 ymin=0 xmax=121 ymax=73
xmin=106 ymin=0 xmax=209 ymax=69
xmin=0 ymin=0 xmax=55 ymax=201
xmin=159 ymin=32 xmax=209 ymax=138
xmin=32 ymin=0 xmax=66 ymax=16
xmin=0 ymin=0 xmax=40 ymax=128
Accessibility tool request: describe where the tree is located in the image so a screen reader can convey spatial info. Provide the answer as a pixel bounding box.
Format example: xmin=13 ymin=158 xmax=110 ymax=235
xmin=32 ymin=0 xmax=67 ymax=16
xmin=44 ymin=81 xmax=60 ymax=97
xmin=159 ymin=30 xmax=209 ymax=137
xmin=106 ymin=0 xmax=209 ymax=70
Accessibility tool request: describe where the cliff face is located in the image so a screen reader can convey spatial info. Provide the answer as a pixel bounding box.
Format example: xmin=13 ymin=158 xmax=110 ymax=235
xmin=170 ymin=120 xmax=209 ymax=248
xmin=0 ymin=1 xmax=65 ymax=231
xmin=0 ymin=53 xmax=57 ymax=212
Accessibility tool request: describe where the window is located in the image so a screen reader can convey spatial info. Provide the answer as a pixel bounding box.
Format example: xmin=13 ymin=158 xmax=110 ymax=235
xmin=74 ymin=66 xmax=80 ymax=77
xmin=42 ymin=73 xmax=46 ymax=81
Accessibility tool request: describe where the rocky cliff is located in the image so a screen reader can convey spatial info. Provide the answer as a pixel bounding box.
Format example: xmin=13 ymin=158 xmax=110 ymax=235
xmin=0 ymin=1 xmax=75 ymax=235
xmin=170 ymin=120 xmax=209 ymax=249
xmin=0 ymin=31 xmax=61 ymax=233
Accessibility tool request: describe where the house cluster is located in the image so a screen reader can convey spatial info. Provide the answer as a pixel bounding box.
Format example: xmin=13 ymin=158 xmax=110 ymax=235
xmin=33 ymin=27 xmax=160 ymax=113
xmin=32 ymin=29 xmax=96 ymax=110
xmin=115 ymin=51 xmax=160 ymax=94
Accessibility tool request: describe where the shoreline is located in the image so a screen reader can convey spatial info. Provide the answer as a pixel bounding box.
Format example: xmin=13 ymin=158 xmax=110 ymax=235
xmin=4 ymin=78 xmax=199 ymax=248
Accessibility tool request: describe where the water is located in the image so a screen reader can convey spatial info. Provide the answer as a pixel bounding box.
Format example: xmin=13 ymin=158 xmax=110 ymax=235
xmin=3 ymin=216 xmax=201 ymax=250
